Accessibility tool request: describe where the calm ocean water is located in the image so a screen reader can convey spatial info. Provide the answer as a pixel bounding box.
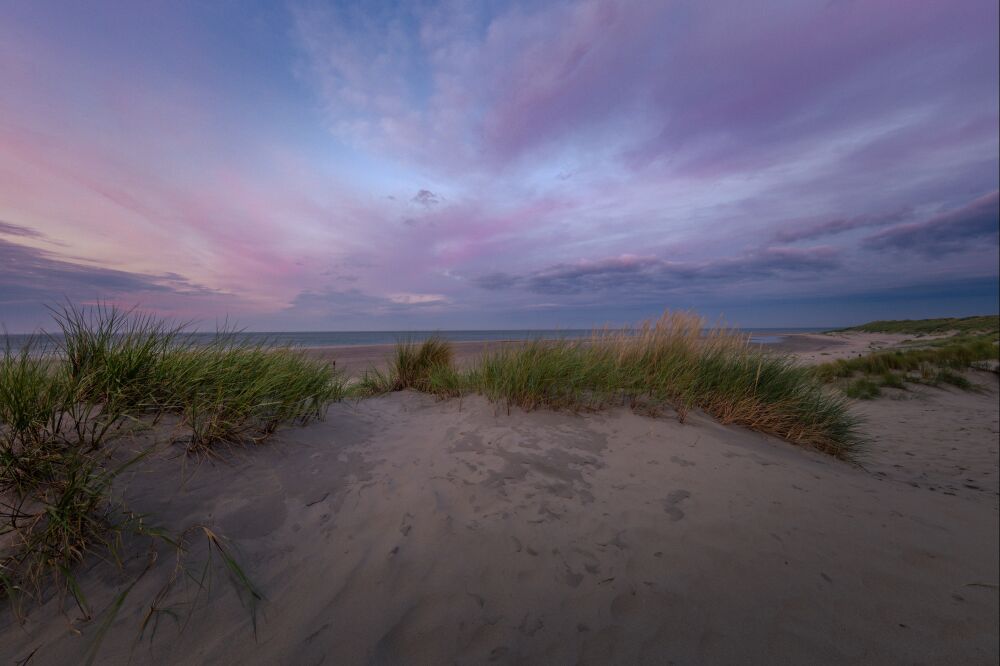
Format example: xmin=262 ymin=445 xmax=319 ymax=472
xmin=1 ymin=328 xmax=823 ymax=354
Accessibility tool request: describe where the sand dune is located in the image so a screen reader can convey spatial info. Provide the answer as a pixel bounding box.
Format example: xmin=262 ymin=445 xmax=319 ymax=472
xmin=771 ymin=331 xmax=955 ymax=365
xmin=303 ymin=330 xmax=951 ymax=378
xmin=303 ymin=340 xmax=518 ymax=378
xmin=1 ymin=364 xmax=997 ymax=664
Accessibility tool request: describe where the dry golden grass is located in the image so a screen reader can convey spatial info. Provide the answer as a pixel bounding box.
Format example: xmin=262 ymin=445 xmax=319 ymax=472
xmin=361 ymin=312 xmax=863 ymax=460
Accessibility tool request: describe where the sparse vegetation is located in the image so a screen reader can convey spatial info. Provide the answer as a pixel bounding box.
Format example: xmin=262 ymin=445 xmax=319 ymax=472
xmin=878 ymin=372 xmax=906 ymax=390
xmin=839 ymin=315 xmax=998 ymax=336
xmin=816 ymin=321 xmax=998 ymax=397
xmin=17 ymin=306 xmax=993 ymax=631
xmin=931 ymin=369 xmax=974 ymax=390
xmin=22 ymin=307 xmax=998 ymax=654
xmin=352 ymin=336 xmax=454 ymax=396
xmin=155 ymin=343 xmax=342 ymax=449
xmin=358 ymin=312 xmax=862 ymax=461
xmin=814 ymin=336 xmax=997 ymax=382
xmin=1 ymin=304 xmax=343 ymax=634
xmin=392 ymin=336 xmax=453 ymax=391
xmin=844 ymin=377 xmax=881 ymax=400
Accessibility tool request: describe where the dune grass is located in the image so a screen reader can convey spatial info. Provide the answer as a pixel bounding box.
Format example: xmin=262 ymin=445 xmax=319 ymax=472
xmin=353 ymin=335 xmax=453 ymax=396
xmin=1 ymin=304 xmax=344 ymax=625
xmin=468 ymin=316 xmax=860 ymax=459
xmin=0 ymin=344 xmax=69 ymax=483
xmin=814 ymin=334 xmax=998 ymax=396
xmin=820 ymin=336 xmax=998 ymax=380
xmin=391 ymin=336 xmax=453 ymax=391
xmin=360 ymin=313 xmax=862 ymax=460
xmin=50 ymin=304 xmax=345 ymax=449
xmin=843 ymin=377 xmax=881 ymax=400
xmin=153 ymin=342 xmax=342 ymax=448
xmin=0 ymin=337 xmax=137 ymax=618
xmin=839 ymin=315 xmax=998 ymax=336
xmin=823 ymin=317 xmax=998 ymax=396
xmin=51 ymin=303 xmax=186 ymax=413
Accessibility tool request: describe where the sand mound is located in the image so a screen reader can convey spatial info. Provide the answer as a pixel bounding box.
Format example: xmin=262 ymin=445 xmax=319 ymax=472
xmin=1 ymin=387 xmax=997 ymax=664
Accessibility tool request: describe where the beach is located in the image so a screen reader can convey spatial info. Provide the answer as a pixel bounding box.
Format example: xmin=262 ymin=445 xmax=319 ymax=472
xmin=302 ymin=331 xmax=850 ymax=378
xmin=5 ymin=2 xmax=996 ymax=662
xmin=769 ymin=331 xmax=955 ymax=364
xmin=303 ymin=339 xmax=524 ymax=378
xmin=1 ymin=330 xmax=997 ymax=665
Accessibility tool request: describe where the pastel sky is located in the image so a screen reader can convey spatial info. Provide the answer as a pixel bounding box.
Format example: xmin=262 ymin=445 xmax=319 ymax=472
xmin=1 ymin=0 xmax=997 ymax=332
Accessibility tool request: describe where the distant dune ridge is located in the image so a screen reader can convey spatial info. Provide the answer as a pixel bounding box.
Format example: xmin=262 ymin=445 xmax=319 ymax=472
xmin=0 ymin=307 xmax=997 ymax=664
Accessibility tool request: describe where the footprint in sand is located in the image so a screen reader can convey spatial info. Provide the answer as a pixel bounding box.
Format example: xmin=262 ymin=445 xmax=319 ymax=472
xmin=400 ymin=512 xmax=414 ymax=536
xmin=518 ymin=613 xmax=544 ymax=636
xmin=662 ymin=490 xmax=691 ymax=521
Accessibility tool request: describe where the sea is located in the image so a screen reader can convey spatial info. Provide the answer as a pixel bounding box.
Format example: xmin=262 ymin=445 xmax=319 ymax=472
xmin=1 ymin=328 xmax=825 ymax=355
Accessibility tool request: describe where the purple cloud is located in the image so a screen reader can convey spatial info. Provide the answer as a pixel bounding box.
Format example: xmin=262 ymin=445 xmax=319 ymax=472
xmin=0 ymin=237 xmax=239 ymax=329
xmin=0 ymin=219 xmax=44 ymax=239
xmin=773 ymin=208 xmax=913 ymax=243
xmin=476 ymin=246 xmax=841 ymax=296
xmin=867 ymin=191 xmax=999 ymax=256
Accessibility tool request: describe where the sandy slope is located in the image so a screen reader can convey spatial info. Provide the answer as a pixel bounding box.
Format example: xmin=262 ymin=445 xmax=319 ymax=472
xmin=854 ymin=374 xmax=999 ymax=503
xmin=769 ymin=331 xmax=955 ymax=364
xmin=2 ymin=370 xmax=997 ymax=664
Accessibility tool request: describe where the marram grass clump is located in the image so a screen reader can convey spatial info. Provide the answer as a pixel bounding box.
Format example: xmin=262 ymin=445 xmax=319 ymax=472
xmin=360 ymin=313 xmax=863 ymax=461
xmin=153 ymin=341 xmax=343 ymax=448
xmin=1 ymin=304 xmax=344 ymax=624
xmin=465 ymin=313 xmax=861 ymax=460
xmin=46 ymin=303 xmax=345 ymax=449
xmin=51 ymin=302 xmax=186 ymax=412
xmin=353 ymin=336 xmax=454 ymax=395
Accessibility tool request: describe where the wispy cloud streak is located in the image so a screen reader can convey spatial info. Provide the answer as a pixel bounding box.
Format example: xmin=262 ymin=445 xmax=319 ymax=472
xmin=867 ymin=191 xmax=999 ymax=256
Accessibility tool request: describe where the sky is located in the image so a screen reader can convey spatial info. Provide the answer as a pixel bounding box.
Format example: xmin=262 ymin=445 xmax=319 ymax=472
xmin=1 ymin=0 xmax=997 ymax=332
